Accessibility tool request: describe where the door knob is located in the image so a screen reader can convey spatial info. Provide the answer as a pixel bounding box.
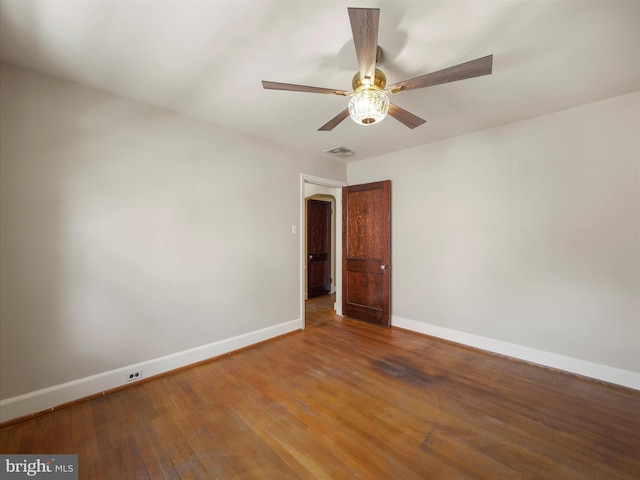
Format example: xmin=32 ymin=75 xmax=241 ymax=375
xmin=309 ymin=255 xmax=313 ymax=259
xmin=380 ymin=264 xmax=386 ymax=270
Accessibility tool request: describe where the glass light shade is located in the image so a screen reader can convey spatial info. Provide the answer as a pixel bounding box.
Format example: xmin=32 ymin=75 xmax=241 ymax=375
xmin=348 ymin=87 xmax=390 ymax=126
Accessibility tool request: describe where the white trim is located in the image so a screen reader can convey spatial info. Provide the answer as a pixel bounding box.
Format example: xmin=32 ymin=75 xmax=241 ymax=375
xmin=301 ymin=174 xmax=346 ymax=189
xmin=0 ymin=319 xmax=300 ymax=423
xmin=392 ymin=315 xmax=640 ymax=390
xmin=300 ymin=174 xmax=346 ymax=329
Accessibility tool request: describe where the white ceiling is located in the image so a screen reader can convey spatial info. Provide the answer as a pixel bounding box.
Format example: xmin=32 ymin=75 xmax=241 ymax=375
xmin=1 ymin=1 xmax=638 ymax=162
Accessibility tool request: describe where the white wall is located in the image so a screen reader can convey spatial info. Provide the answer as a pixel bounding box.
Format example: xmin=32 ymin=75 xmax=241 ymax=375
xmin=348 ymin=92 xmax=640 ymax=387
xmin=2 ymin=60 xmax=636 ymax=422
xmin=0 ymin=62 xmax=346 ymax=419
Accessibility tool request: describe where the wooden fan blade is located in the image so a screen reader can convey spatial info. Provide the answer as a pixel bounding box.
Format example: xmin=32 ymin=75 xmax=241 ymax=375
xmin=388 ymin=104 xmax=427 ymax=129
xmin=387 ymin=55 xmax=493 ymax=93
xmin=348 ymin=7 xmax=380 ymax=84
xmin=262 ymin=81 xmax=349 ymax=96
xmin=318 ymin=109 xmax=350 ymax=131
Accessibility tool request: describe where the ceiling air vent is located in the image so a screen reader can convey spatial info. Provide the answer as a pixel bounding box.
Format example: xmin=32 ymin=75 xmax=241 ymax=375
xmin=324 ymin=146 xmax=354 ymax=158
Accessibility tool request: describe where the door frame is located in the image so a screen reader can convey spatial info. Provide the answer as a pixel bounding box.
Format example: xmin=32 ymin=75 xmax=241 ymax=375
xmin=300 ymin=174 xmax=347 ymax=329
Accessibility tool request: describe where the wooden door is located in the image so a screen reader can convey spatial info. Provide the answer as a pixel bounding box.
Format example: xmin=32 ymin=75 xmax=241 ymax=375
xmin=342 ymin=180 xmax=391 ymax=327
xmin=307 ymin=199 xmax=332 ymax=298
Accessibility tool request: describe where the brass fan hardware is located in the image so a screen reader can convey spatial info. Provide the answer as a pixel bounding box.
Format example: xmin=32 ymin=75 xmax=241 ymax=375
xmin=351 ymin=68 xmax=387 ymax=90
xmin=262 ymin=7 xmax=493 ymax=131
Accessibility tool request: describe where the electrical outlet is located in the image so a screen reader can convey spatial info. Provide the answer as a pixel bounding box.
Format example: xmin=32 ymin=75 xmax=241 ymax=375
xmin=126 ymin=370 xmax=143 ymax=383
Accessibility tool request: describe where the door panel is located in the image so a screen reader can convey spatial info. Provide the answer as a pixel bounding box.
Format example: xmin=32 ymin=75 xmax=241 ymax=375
xmin=307 ymin=199 xmax=332 ymax=298
xmin=342 ymin=181 xmax=391 ymax=326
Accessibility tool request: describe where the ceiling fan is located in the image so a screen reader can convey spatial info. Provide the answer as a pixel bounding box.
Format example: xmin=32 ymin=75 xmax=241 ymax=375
xmin=262 ymin=7 xmax=493 ymax=131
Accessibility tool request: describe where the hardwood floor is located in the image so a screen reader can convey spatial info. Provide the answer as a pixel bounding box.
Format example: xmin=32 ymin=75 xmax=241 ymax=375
xmin=1 ymin=294 xmax=639 ymax=479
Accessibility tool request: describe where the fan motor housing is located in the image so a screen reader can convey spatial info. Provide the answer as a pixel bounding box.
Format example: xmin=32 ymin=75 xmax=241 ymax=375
xmin=352 ymin=68 xmax=387 ymax=90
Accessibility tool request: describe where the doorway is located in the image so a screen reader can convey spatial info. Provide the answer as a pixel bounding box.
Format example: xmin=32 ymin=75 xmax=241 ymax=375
xmin=307 ymin=198 xmax=332 ymax=298
xmin=300 ymin=175 xmax=346 ymax=328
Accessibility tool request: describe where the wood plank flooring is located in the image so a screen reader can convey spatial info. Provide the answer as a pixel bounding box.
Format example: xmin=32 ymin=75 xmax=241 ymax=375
xmin=1 ymin=294 xmax=639 ymax=479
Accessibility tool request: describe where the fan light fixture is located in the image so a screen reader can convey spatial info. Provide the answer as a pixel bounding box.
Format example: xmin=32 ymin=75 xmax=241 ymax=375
xmin=348 ymin=68 xmax=389 ymax=126
xmin=348 ymin=87 xmax=389 ymax=125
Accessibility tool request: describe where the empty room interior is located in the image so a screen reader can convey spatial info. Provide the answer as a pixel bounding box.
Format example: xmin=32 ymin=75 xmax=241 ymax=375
xmin=0 ymin=1 xmax=638 ymax=478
